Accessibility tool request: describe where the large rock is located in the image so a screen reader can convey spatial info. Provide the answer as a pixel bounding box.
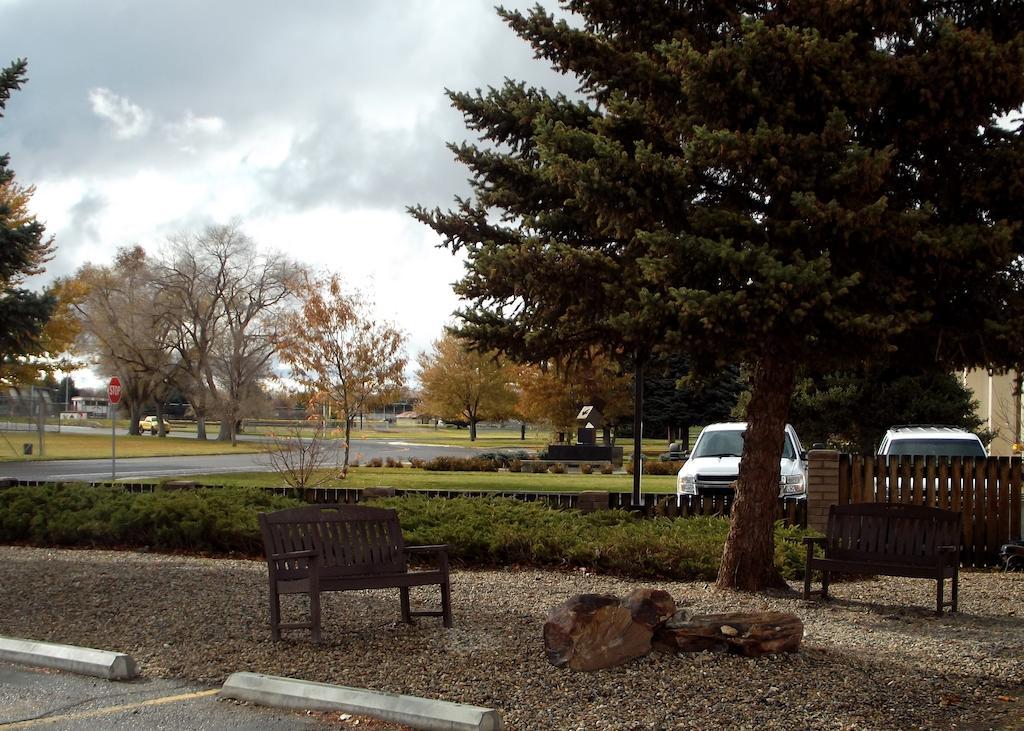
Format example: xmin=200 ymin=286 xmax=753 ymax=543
xmin=654 ymin=610 xmax=803 ymax=657
xmin=543 ymin=589 xmax=676 ymax=671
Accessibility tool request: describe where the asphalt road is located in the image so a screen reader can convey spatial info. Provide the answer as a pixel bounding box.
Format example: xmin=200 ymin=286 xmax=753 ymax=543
xmin=0 ymin=437 xmax=500 ymax=482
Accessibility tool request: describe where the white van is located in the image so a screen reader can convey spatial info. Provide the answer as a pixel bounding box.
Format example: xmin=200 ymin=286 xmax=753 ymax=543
xmin=676 ymin=422 xmax=808 ymax=499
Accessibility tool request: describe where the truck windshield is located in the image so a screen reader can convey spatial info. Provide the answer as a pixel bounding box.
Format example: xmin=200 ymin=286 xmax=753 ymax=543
xmin=885 ymin=439 xmax=986 ymax=458
xmin=692 ymin=430 xmax=797 ymax=459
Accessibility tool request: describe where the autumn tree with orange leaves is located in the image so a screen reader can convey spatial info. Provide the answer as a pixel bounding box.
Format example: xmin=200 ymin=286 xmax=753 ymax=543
xmin=279 ymin=275 xmax=407 ymax=471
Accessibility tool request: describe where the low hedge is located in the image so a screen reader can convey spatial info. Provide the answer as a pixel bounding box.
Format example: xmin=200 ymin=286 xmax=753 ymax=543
xmin=0 ymin=485 xmax=810 ymax=581
xmin=0 ymin=484 xmax=299 ymax=555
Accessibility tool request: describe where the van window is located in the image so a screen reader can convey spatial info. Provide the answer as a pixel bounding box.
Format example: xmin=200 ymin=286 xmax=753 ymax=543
xmin=886 ymin=439 xmax=986 ymax=458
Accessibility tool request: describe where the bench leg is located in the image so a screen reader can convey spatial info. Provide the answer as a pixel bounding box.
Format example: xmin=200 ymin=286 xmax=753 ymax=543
xmin=400 ymin=587 xmax=412 ymax=623
xmin=951 ymin=572 xmax=959 ymax=613
xmin=803 ymin=567 xmax=812 ymax=600
xmin=441 ymin=580 xmax=452 ymax=628
xmin=269 ymin=580 xmax=282 ymax=642
xmin=935 ymin=578 xmax=944 ymax=616
xmin=310 ymin=590 xmax=322 ymax=643
xmin=821 ymin=570 xmax=830 ymax=600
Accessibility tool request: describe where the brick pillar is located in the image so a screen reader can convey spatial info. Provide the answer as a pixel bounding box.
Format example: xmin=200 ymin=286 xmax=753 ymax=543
xmin=806 ymin=449 xmax=840 ymax=533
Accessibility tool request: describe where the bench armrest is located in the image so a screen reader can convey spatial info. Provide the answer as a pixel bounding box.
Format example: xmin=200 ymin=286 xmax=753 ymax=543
xmin=270 ymin=549 xmax=318 ymax=561
xmin=406 ymin=544 xmax=449 ymax=555
xmin=406 ymin=544 xmax=450 ymax=572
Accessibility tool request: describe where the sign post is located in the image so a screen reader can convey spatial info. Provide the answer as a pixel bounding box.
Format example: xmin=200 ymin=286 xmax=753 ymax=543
xmin=108 ymin=377 xmax=122 ymax=480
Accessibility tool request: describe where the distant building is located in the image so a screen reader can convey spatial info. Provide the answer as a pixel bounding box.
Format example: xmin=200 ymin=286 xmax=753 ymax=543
xmin=70 ymin=395 xmax=109 ymax=417
xmin=962 ymin=369 xmax=1022 ymax=456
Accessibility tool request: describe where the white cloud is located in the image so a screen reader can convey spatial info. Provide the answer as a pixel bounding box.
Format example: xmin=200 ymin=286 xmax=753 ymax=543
xmin=165 ymin=111 xmax=226 ymax=150
xmin=3 ymin=0 xmax=577 ymax=390
xmin=87 ymin=87 xmax=153 ymax=139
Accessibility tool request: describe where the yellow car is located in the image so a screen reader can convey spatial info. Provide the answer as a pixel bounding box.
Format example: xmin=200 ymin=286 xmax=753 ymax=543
xmin=138 ymin=416 xmax=172 ymax=435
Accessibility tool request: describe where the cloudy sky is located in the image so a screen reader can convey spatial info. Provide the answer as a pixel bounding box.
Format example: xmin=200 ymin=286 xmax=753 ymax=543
xmin=0 ymin=0 xmax=576 ymax=386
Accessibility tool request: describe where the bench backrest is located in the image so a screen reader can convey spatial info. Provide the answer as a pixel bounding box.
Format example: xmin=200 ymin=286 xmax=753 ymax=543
xmin=825 ymin=503 xmax=962 ymax=565
xmin=259 ymin=504 xmax=408 ymax=580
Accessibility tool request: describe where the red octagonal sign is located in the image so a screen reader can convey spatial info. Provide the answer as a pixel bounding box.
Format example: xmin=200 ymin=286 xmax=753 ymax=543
xmin=107 ymin=376 xmax=122 ymax=405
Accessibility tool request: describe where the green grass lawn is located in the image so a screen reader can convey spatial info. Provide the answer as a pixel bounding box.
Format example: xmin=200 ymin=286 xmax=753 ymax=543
xmin=176 ymin=466 xmax=678 ymax=494
xmin=242 ymin=421 xmax=698 ymax=455
xmin=0 ymin=431 xmax=262 ymax=461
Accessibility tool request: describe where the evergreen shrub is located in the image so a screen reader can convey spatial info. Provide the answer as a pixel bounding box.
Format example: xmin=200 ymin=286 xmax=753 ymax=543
xmin=0 ymin=484 xmax=299 ymax=554
xmin=421 ymin=456 xmax=500 ymax=472
xmin=0 ymin=486 xmax=811 ymax=580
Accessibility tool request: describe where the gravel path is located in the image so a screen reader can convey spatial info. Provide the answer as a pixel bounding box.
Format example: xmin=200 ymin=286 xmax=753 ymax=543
xmin=0 ymin=546 xmax=1020 ymax=730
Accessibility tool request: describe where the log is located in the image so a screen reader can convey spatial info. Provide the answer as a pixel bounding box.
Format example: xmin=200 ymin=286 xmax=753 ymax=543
xmin=653 ymin=610 xmax=803 ymax=657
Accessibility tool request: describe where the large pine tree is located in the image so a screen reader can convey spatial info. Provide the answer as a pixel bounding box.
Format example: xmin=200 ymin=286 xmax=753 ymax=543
xmin=1 ymin=59 xmax=55 ymax=362
xmin=412 ymin=2 xmax=1024 ymax=590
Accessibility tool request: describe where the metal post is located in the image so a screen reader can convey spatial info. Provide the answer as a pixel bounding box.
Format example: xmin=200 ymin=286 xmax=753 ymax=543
xmin=632 ymin=354 xmax=645 ymax=507
xmin=111 ymin=402 xmax=116 ymax=480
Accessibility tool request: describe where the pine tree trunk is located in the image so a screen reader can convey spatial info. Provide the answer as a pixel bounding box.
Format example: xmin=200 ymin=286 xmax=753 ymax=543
xmin=716 ymin=352 xmax=796 ymax=591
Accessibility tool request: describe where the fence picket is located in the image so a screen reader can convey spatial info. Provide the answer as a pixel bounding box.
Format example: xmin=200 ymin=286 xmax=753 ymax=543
xmin=997 ymin=457 xmax=1011 ymax=549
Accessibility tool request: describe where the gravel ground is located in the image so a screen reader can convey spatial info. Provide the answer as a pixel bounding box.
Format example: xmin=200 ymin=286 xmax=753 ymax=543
xmin=0 ymin=546 xmax=1020 ymax=730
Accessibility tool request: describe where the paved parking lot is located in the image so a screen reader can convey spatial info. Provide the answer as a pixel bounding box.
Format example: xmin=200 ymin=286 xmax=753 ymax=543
xmin=0 ymin=662 xmax=354 ymax=730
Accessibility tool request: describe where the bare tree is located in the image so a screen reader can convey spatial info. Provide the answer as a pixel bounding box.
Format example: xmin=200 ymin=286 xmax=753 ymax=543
xmin=156 ymin=234 xmax=224 ymax=439
xmin=158 ymin=224 xmax=304 ymax=444
xmin=278 ymin=274 xmax=407 ymax=471
xmin=71 ymin=246 xmax=177 ymax=434
xmin=259 ymin=421 xmax=337 ymax=488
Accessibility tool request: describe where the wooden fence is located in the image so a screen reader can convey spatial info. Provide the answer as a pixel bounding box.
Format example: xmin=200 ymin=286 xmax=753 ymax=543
xmin=837 ymin=454 xmax=1023 ymax=566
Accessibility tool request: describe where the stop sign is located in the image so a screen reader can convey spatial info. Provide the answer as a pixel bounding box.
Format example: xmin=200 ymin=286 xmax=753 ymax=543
xmin=107 ymin=376 xmax=122 ymax=405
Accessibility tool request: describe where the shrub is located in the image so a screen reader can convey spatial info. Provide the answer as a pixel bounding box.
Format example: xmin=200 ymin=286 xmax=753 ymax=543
xmin=580 ymin=463 xmax=593 ymax=475
xmin=385 ymin=457 xmax=403 ymax=468
xmin=531 ymin=462 xmax=549 ymax=474
xmin=422 ymin=456 xmax=500 ymax=472
xmin=645 ymin=460 xmax=682 ymax=475
xmin=0 ymin=485 xmax=812 ymax=580
xmin=476 ymin=449 xmax=532 ymax=467
xmin=369 ymin=457 xmax=384 ymax=468
xmin=0 ymin=484 xmax=300 ymax=555
xmin=600 ymin=464 xmax=614 ymax=475
xmin=409 ymin=457 xmax=426 ymax=469
xmin=372 ymin=495 xmax=811 ymax=581
xmin=548 ymin=463 xmax=567 ymax=474
xmin=625 ymin=460 xmax=682 ymax=475
xmin=509 ymin=459 xmax=522 ymax=473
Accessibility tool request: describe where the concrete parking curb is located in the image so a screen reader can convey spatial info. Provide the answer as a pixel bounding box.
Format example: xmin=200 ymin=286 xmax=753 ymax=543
xmin=220 ymin=671 xmax=504 ymax=731
xmin=0 ymin=635 xmax=138 ymax=680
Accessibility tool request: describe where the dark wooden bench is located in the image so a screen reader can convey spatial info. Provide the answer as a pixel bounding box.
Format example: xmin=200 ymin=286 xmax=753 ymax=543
xmin=258 ymin=504 xmax=452 ymax=642
xmin=803 ymin=503 xmax=961 ymax=615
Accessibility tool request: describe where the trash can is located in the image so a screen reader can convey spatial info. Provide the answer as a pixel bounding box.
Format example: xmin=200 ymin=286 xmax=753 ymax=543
xmin=22 ymin=443 xmax=32 ymax=455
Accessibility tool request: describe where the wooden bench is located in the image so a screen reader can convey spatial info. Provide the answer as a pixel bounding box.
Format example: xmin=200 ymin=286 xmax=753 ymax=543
xmin=258 ymin=505 xmax=452 ymax=642
xmin=803 ymin=503 xmax=961 ymax=615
